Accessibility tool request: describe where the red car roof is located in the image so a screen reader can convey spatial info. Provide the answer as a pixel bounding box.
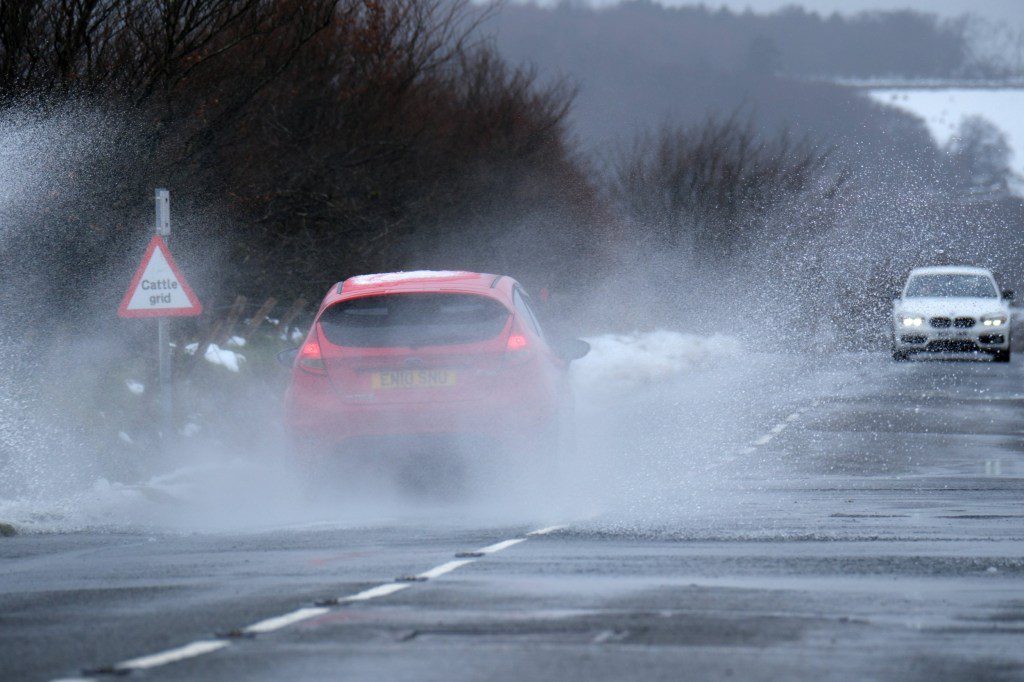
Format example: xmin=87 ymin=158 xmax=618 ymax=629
xmin=320 ymin=271 xmax=510 ymax=308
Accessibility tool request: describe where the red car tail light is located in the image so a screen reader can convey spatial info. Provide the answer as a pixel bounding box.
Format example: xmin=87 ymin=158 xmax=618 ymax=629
xmin=507 ymin=333 xmax=528 ymax=351
xmin=298 ymin=337 xmax=326 ymax=375
xmin=504 ymin=331 xmax=533 ymax=366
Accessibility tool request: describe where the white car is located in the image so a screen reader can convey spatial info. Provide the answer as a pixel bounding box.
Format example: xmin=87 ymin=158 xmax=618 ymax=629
xmin=892 ymin=266 xmax=1013 ymax=362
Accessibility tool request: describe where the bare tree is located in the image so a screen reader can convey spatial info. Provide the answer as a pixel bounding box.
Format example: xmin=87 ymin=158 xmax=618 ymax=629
xmin=0 ymin=0 xmax=598 ymax=315
xmin=944 ymin=116 xmax=1013 ymax=196
xmin=609 ymin=116 xmax=844 ymax=259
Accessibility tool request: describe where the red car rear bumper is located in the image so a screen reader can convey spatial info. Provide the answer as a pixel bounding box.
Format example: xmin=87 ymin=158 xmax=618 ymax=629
xmin=284 ymin=373 xmax=560 ymax=445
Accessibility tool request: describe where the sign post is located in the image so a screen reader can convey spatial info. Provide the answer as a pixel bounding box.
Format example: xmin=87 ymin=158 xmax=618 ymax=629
xmin=118 ymin=189 xmax=202 ymax=445
xmin=155 ymin=190 xmax=173 ymax=443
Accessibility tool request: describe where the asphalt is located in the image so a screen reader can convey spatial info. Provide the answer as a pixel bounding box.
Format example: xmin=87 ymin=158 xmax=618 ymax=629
xmin=2 ymin=353 xmax=1023 ymax=681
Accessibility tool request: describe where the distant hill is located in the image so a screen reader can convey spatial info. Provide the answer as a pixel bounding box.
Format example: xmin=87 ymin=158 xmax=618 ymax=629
xmin=489 ymin=3 xmax=976 ymax=183
xmin=495 ymin=2 xmax=978 ymax=81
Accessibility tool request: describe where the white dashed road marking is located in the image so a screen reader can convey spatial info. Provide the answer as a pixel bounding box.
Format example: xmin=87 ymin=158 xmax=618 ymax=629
xmin=527 ymin=525 xmax=565 ymax=536
xmin=62 ymin=525 xmax=558 ymax=680
xmin=736 ymin=405 xmax=812 ymax=457
xmin=592 ymin=629 xmax=629 ymax=644
xmin=341 ymin=582 xmax=412 ymax=602
xmin=417 ymin=559 xmax=477 ymax=579
xmin=117 ymin=640 xmax=231 ymax=670
xmin=244 ymin=607 xmax=331 ymax=635
xmin=476 ymin=538 xmax=525 ymax=554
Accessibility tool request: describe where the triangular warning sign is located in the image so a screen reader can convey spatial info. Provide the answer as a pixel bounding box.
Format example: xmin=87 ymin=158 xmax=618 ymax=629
xmin=118 ymin=236 xmax=203 ymax=318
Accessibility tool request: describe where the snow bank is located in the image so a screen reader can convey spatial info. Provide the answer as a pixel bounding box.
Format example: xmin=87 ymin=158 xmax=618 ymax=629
xmin=572 ymin=330 xmax=741 ymax=392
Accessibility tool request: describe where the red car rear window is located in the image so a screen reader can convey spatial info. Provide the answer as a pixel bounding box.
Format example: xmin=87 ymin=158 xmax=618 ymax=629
xmin=319 ymin=293 xmax=510 ymax=348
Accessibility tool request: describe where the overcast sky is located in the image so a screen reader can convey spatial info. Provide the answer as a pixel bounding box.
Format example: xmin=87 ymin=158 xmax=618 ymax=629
xmin=574 ymin=0 xmax=1023 ymax=25
xmin=714 ymin=1 xmax=1020 ymax=21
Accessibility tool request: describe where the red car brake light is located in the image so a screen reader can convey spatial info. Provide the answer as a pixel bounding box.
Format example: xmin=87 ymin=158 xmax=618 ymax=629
xmin=298 ymin=338 xmax=326 ymax=375
xmin=507 ymin=333 xmax=528 ymax=351
xmin=504 ymin=331 xmax=533 ymax=366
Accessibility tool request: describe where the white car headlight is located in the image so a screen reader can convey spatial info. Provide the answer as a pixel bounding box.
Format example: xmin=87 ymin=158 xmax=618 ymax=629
xmin=982 ymin=314 xmax=1008 ymax=327
xmin=900 ymin=316 xmax=924 ymax=327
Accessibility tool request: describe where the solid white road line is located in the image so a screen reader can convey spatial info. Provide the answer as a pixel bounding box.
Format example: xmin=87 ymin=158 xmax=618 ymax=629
xmin=770 ymin=423 xmax=787 ymax=434
xmin=116 ymin=639 xmax=230 ymax=670
xmin=58 ymin=527 xmax=556 ymax=681
xmin=753 ymin=433 xmax=774 ymax=446
xmin=244 ymin=607 xmax=331 ymax=634
xmin=786 ymin=412 xmax=802 ymax=422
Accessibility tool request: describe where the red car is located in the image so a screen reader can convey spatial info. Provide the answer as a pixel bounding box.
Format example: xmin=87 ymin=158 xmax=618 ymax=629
xmin=283 ymin=271 xmax=589 ymax=460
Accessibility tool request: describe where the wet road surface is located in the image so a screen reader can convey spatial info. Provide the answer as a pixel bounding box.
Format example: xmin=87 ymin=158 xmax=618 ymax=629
xmin=2 ymin=353 xmax=1023 ymax=681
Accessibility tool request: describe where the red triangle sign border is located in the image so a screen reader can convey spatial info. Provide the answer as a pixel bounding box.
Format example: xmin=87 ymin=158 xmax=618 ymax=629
xmin=118 ymin=235 xmax=203 ymax=318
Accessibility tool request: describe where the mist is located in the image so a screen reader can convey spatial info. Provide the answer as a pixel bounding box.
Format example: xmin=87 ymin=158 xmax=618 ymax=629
xmin=5 ymin=3 xmax=1024 ymax=681
xmin=0 ymin=0 xmax=1017 ymax=540
xmin=1 ymin=0 xmax=1022 ymax=539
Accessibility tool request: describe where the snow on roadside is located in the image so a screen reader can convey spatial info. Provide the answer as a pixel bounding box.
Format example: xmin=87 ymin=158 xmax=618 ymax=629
xmin=204 ymin=343 xmax=245 ymax=372
xmin=572 ymin=330 xmax=740 ymax=392
xmin=0 ymin=460 xmax=301 ymax=533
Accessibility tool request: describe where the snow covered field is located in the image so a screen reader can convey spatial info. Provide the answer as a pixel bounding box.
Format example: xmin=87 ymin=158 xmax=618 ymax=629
xmin=869 ymin=88 xmax=1024 ymax=192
